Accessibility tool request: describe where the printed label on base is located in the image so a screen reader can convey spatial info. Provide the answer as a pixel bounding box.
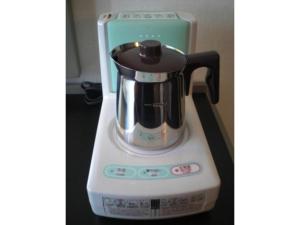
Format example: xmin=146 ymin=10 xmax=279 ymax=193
xmin=102 ymin=192 xmax=206 ymax=218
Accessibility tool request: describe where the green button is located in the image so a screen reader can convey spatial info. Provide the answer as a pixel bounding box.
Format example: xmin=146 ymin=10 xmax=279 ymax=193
xmin=104 ymin=165 xmax=136 ymax=178
xmin=138 ymin=167 xmax=169 ymax=179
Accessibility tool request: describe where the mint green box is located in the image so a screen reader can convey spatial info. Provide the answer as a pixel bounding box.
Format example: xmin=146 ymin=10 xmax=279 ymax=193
xmin=107 ymin=17 xmax=189 ymax=92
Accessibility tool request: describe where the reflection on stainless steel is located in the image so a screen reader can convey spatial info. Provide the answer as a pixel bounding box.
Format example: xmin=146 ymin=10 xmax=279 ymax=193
xmin=116 ymin=120 xmax=185 ymax=150
xmin=135 ymin=71 xmax=170 ymax=83
xmin=111 ymin=42 xmax=186 ymax=69
xmin=112 ymin=41 xmax=187 ymax=149
xmin=116 ymin=72 xmax=185 ymax=149
xmin=108 ymin=119 xmax=190 ymax=156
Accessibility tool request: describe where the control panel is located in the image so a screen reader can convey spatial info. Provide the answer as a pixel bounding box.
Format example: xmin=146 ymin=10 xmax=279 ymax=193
xmin=104 ymin=162 xmax=201 ymax=180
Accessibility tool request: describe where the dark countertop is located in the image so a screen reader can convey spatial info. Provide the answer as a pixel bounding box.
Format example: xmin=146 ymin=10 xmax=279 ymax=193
xmin=66 ymin=93 xmax=234 ymax=225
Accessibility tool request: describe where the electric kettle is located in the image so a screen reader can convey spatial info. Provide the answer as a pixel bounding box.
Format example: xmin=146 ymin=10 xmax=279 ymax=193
xmin=111 ymin=40 xmax=220 ymax=149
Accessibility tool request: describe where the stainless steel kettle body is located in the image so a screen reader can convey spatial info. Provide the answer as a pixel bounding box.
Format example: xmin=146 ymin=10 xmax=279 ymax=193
xmin=116 ymin=69 xmax=186 ymax=149
xmin=111 ymin=41 xmax=220 ymax=149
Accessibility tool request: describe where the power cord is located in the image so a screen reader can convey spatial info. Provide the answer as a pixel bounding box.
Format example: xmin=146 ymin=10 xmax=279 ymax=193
xmin=81 ymin=81 xmax=102 ymax=105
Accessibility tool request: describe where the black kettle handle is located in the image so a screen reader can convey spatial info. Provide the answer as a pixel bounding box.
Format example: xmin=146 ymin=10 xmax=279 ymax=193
xmin=183 ymin=51 xmax=220 ymax=104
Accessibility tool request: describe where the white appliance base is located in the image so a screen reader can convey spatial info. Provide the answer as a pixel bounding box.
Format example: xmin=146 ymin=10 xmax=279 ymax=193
xmin=87 ymin=95 xmax=220 ymax=220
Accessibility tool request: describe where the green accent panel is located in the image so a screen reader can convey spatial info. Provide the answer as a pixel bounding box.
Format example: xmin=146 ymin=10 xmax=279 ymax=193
xmin=107 ymin=19 xmax=190 ymax=92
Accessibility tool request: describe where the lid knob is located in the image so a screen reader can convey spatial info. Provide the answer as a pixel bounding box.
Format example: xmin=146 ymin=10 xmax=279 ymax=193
xmin=139 ymin=40 xmax=162 ymax=58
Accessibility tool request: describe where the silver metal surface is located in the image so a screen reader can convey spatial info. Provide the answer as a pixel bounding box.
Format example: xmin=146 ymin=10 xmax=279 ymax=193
xmin=116 ymin=121 xmax=186 ymax=151
xmin=112 ymin=41 xmax=187 ymax=149
xmin=110 ymin=42 xmax=186 ymax=83
xmin=134 ymin=71 xmax=169 ymax=83
xmin=116 ymin=73 xmax=185 ymax=149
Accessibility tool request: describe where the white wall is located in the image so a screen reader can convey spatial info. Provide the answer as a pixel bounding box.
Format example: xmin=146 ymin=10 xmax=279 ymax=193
xmin=68 ymin=0 xmax=234 ymax=157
